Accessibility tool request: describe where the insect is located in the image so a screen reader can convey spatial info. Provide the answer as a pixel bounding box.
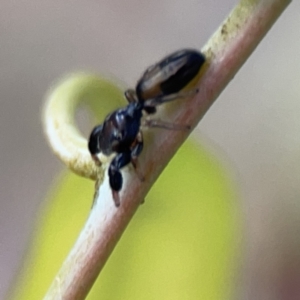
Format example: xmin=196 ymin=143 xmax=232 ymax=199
xmin=88 ymin=49 xmax=206 ymax=206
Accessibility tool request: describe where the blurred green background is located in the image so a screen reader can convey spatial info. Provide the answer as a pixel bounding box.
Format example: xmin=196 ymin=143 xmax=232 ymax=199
xmin=11 ymin=141 xmax=239 ymax=299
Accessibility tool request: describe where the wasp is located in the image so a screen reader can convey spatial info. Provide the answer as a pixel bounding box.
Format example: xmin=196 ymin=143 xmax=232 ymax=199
xmin=88 ymin=49 xmax=206 ymax=206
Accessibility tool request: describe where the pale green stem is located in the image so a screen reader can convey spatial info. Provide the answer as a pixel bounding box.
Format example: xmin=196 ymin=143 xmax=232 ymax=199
xmin=43 ymin=74 xmax=125 ymax=180
xmin=43 ymin=0 xmax=291 ymax=299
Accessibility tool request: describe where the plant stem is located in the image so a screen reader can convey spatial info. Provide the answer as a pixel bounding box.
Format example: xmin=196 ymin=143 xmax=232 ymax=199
xmin=43 ymin=0 xmax=291 ymax=299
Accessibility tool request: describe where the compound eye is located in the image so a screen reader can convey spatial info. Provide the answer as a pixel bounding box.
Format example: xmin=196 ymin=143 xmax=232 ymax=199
xmin=88 ymin=124 xmax=103 ymax=155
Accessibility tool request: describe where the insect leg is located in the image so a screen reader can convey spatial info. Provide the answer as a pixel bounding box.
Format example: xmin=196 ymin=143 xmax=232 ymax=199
xmin=143 ymin=118 xmax=190 ymax=130
xmin=108 ymin=151 xmax=131 ymax=206
xmin=124 ymin=89 xmax=138 ymax=103
xmin=130 ymin=131 xmax=145 ymax=182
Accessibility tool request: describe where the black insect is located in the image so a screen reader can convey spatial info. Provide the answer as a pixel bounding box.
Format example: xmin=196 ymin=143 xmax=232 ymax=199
xmin=88 ymin=49 xmax=206 ymax=206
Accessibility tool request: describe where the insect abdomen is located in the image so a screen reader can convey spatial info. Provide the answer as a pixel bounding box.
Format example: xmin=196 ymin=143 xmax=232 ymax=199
xmin=136 ymin=49 xmax=205 ymax=101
